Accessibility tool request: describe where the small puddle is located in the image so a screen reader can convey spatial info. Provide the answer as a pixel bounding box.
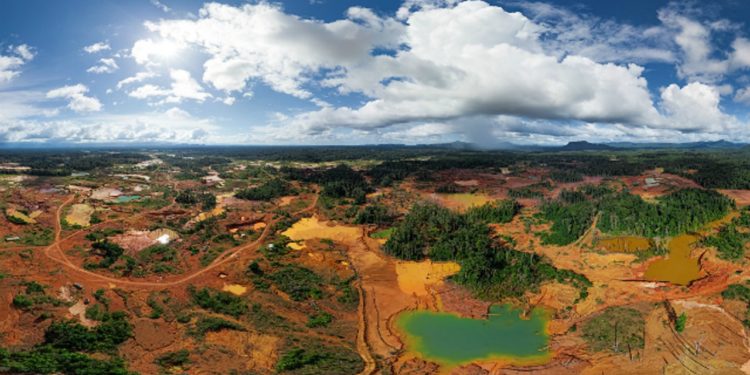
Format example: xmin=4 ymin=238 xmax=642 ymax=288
xmin=115 ymin=195 xmax=141 ymax=203
xmin=397 ymin=304 xmax=550 ymax=367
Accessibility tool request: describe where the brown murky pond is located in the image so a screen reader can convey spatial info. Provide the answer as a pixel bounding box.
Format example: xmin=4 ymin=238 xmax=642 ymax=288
xmin=644 ymin=213 xmax=738 ymax=286
xmin=644 ymin=234 xmax=701 ymax=285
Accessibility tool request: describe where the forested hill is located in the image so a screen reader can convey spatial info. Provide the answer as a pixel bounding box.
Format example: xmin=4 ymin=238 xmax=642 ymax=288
xmin=540 ymin=187 xmax=734 ymax=245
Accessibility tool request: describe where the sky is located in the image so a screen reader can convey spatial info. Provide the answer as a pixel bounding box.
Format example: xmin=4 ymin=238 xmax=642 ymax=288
xmin=2 ymin=0 xmax=750 ymax=146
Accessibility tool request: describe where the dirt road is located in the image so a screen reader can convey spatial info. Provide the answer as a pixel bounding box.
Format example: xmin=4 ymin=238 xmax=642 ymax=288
xmin=41 ymin=193 xmax=318 ymax=290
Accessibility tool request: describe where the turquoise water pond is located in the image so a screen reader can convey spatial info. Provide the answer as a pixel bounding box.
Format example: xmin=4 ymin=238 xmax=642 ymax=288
xmin=397 ymin=304 xmax=550 ymax=366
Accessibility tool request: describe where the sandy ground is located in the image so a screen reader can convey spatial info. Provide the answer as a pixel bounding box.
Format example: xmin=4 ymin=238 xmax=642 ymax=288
xmin=395 ymin=260 xmax=460 ymax=298
xmin=65 ymin=203 xmax=94 ymax=227
xmin=282 ymin=215 xmax=362 ymax=243
xmin=720 ymin=190 xmax=750 ymax=207
xmin=222 ymin=283 xmax=247 ymax=295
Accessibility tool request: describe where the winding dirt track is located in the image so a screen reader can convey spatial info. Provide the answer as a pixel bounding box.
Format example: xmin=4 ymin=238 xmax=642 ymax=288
xmin=42 ymin=194 xmax=317 ymax=289
xmin=39 ymin=193 xmax=383 ymax=374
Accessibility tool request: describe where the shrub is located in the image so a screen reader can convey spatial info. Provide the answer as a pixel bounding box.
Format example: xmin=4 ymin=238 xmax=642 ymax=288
xmin=268 ymin=265 xmax=323 ymax=301
xmin=155 ymin=349 xmax=190 ymax=368
xmin=188 ymin=287 xmax=248 ymax=317
xmin=12 ymin=294 xmax=33 ymax=309
xmin=192 ymin=316 xmax=243 ymax=337
xmin=307 ymin=312 xmax=333 ymax=328
xmin=675 ymin=312 xmax=687 ymax=332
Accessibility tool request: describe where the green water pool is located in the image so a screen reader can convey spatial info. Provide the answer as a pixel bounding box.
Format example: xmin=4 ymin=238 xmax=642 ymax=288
xmin=114 ymin=195 xmax=140 ymax=203
xmin=397 ymin=304 xmax=550 ymax=366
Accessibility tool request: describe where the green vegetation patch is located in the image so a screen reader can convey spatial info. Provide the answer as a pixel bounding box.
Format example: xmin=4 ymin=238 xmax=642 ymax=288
xmin=275 ymin=345 xmax=363 ymax=374
xmin=175 ymin=189 xmax=216 ymax=210
xmin=44 ymin=311 xmax=133 ymax=352
xmin=191 ymin=316 xmax=244 ymax=337
xmin=540 ymin=187 xmax=733 ymax=246
xmin=0 ymin=346 xmax=133 ymax=374
xmin=582 ymin=306 xmax=645 ymax=354
xmin=354 ymin=203 xmax=394 ymax=225
xmin=370 ymin=227 xmax=393 ymax=239
xmin=85 ymin=240 xmax=125 ymax=269
xmin=188 ymin=286 xmax=248 ymax=318
xmin=306 ymin=312 xmax=333 ymax=328
xmin=235 ymin=178 xmax=294 ymax=201
xmin=539 ymin=199 xmax=595 ymax=245
xmin=385 ymin=201 xmax=589 ymax=301
xmin=703 ymin=224 xmax=749 ymax=262
xmin=598 ymin=188 xmax=733 ymax=237
xmin=20 ymin=228 xmax=53 ymax=246
xmin=12 ymin=281 xmax=64 ymax=310
xmin=268 ymin=265 xmax=324 ymax=301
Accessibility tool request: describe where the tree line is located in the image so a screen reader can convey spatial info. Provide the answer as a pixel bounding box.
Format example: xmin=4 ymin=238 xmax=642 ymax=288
xmin=383 ymin=200 xmax=589 ymax=300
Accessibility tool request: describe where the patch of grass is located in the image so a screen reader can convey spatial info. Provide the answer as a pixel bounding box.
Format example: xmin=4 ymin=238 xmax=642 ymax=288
xmin=248 ymin=303 xmax=291 ymax=332
xmin=12 ymin=281 xmax=64 ymax=310
xmin=275 ymin=344 xmax=363 ymax=374
xmin=147 ymin=295 xmax=164 ymax=319
xmin=306 ymin=312 xmax=333 ymax=328
xmin=199 ymin=247 xmax=225 ymax=266
xmin=20 ymin=228 xmax=53 ymax=246
xmin=85 ymin=304 xmax=108 ymax=321
xmin=188 ymin=286 xmax=248 ymax=318
xmin=191 ymin=316 xmax=244 ymax=338
xmin=335 ymin=277 xmax=359 ymax=309
xmin=370 ymin=228 xmax=393 ymax=239
xmin=582 ymin=306 xmax=645 ymax=354
xmin=268 ymin=265 xmax=323 ymax=301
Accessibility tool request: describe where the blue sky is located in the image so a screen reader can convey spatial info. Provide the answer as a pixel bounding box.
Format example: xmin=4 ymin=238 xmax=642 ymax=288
xmin=2 ymin=0 xmax=750 ymax=145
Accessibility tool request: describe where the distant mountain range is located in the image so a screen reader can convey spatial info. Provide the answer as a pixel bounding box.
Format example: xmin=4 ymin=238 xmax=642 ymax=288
xmin=0 ymin=139 xmax=747 ymax=151
xmin=427 ymin=139 xmax=748 ymax=151
xmin=604 ymin=140 xmax=746 ymax=150
xmin=557 ymin=141 xmax=615 ymax=151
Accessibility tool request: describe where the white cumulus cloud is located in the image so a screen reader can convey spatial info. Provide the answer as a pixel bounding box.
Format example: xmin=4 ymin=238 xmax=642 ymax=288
xmin=128 ymin=69 xmax=210 ymax=104
xmin=86 ymin=57 xmax=119 ymax=74
xmin=139 ymin=2 xmax=404 ymax=97
xmin=0 ymin=44 xmax=35 ymax=83
xmin=83 ymin=42 xmax=111 ymax=54
xmin=46 ymin=84 xmax=102 ymax=112
xmin=117 ymin=71 xmax=159 ymax=89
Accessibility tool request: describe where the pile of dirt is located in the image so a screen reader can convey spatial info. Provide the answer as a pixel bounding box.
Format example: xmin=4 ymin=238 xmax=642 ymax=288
xmin=111 ymin=229 xmax=179 ymax=253
xmin=90 ymin=187 xmax=123 ymax=200
xmin=204 ymin=330 xmax=280 ymax=371
xmin=133 ymin=319 xmax=176 ymax=350
xmin=111 ymin=231 xmax=158 ymax=253
xmin=65 ymin=203 xmax=94 ymax=227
